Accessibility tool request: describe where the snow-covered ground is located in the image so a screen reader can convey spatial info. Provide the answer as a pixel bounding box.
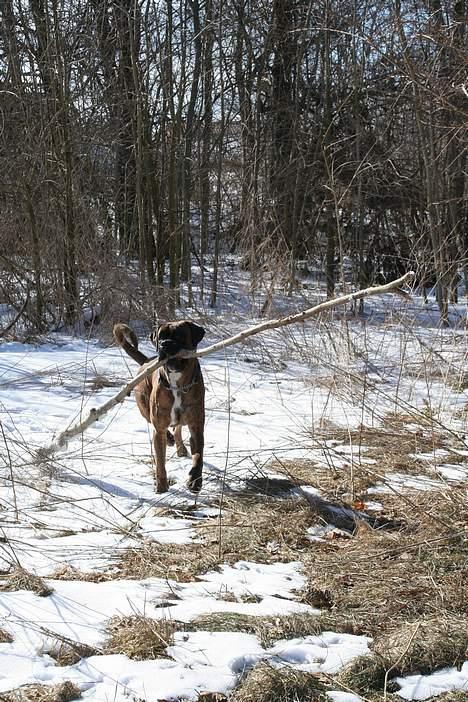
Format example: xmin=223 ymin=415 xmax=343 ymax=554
xmin=0 ymin=291 xmax=467 ymax=700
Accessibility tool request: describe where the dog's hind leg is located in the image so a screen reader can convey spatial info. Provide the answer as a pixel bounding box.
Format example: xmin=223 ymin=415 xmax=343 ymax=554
xmin=153 ymin=430 xmax=169 ymax=493
xmin=186 ymin=424 xmax=203 ymax=492
xmin=174 ymin=425 xmax=188 ymax=457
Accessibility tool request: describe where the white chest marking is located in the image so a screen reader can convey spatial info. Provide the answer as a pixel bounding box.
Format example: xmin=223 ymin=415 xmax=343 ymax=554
xmin=168 ymin=371 xmax=182 ymax=426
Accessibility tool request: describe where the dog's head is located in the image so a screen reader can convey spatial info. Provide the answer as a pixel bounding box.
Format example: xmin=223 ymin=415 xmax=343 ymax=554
xmin=151 ymin=320 xmax=205 ymax=371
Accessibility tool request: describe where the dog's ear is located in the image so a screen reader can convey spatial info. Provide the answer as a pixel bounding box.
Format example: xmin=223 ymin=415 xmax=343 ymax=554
xmin=188 ymin=322 xmax=205 ymax=347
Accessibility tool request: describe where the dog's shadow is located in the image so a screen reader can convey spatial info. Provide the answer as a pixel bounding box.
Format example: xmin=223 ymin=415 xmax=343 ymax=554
xmin=222 ymin=473 xmax=403 ymax=533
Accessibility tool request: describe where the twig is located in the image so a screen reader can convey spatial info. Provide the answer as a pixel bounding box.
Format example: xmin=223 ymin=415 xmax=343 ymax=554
xmin=38 ymin=272 xmax=414 ymax=457
xmin=0 ymin=421 xmax=18 ymax=521
xmin=383 ymin=622 xmax=421 ymax=700
xmin=0 ymin=289 xmax=30 ymax=338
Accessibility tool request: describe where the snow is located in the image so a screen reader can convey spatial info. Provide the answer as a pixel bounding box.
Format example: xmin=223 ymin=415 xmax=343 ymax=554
xmin=367 ymin=473 xmax=444 ymax=494
xmin=395 ymin=662 xmax=468 ymax=700
xmin=267 ymin=632 xmax=371 ymax=674
xmin=1 ymin=292 xmax=467 ymax=699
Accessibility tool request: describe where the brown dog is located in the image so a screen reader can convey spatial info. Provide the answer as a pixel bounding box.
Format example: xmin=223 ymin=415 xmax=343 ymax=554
xmin=113 ymin=321 xmax=205 ymax=493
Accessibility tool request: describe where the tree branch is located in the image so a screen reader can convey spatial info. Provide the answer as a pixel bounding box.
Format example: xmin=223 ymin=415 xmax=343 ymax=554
xmin=38 ymin=271 xmax=414 ymax=459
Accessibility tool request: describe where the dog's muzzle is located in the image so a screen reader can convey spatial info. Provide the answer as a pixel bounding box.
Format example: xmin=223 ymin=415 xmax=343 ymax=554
xmin=158 ymin=339 xmax=181 ymax=362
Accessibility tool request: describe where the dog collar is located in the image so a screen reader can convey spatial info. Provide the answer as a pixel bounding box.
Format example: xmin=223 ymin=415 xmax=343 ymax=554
xmin=159 ymin=366 xmax=201 ymax=394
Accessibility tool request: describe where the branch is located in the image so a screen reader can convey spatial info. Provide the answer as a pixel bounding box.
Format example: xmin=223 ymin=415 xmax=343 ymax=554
xmin=38 ymin=272 xmax=414 ymax=459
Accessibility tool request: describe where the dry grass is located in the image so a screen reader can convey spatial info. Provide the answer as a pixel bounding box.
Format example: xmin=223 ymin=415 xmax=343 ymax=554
xmin=375 ymin=616 xmax=468 ymax=675
xmin=0 ymin=682 xmax=81 ymax=702
xmin=0 ymin=568 xmax=53 ymax=597
xmin=184 ymin=612 xmax=331 ymax=647
xmin=103 ymin=615 xmax=175 ymax=660
xmin=337 ymin=615 xmax=468 ymax=698
xmin=118 ymin=495 xmax=315 ymax=582
xmin=230 ymin=663 xmax=328 ymax=702
xmin=307 ymin=415 xmax=453 ymax=480
xmin=51 ymin=565 xmax=113 ymax=583
xmin=0 ymin=627 xmax=13 ymax=643
xmin=98 ymin=413 xmax=467 ymax=700
xmin=272 ymin=415 xmax=459 ymax=509
xmin=301 ymin=495 xmax=467 ymax=638
xmin=48 ymin=640 xmax=100 ymax=667
xmin=337 ymin=654 xmax=389 ymax=695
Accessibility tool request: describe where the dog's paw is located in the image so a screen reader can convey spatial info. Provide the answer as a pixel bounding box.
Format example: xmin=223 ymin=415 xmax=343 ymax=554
xmin=156 ymin=479 xmax=170 ymax=493
xmin=177 ymin=444 xmax=189 ymax=458
xmin=187 ymin=472 xmax=202 ymax=493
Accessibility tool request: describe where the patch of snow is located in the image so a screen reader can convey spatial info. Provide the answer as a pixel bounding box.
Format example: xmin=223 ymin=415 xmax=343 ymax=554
xmin=395 ymin=662 xmax=468 ymax=700
xmin=267 ymin=631 xmax=371 ymax=674
xmin=367 ymin=473 xmax=443 ymax=494
xmin=327 ymin=693 xmax=363 ymax=702
xmin=364 ymin=500 xmax=383 ymax=511
xmin=410 ymin=450 xmax=451 ymax=462
xmin=436 ymin=464 xmax=468 ymax=482
xmin=307 ymin=525 xmax=351 ymax=542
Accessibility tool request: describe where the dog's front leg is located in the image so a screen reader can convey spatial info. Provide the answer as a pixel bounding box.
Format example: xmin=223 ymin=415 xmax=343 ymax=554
xmin=187 ymin=424 xmax=204 ymax=493
xmin=153 ymin=430 xmax=169 ymax=493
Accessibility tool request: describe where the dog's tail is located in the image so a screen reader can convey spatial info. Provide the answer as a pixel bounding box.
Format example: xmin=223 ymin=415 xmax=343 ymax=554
xmin=113 ymin=323 xmax=149 ymax=366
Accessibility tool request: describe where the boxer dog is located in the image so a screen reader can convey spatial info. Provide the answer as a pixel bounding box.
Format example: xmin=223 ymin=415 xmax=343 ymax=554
xmin=113 ymin=321 xmax=205 ymax=493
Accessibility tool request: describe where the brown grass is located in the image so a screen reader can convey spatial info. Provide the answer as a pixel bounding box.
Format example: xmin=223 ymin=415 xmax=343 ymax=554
xmin=300 ymin=498 xmax=466 ymax=639
xmin=0 ymin=682 xmax=81 ymax=702
xmin=102 ymin=413 xmax=467 ymax=701
xmin=103 ymin=615 xmax=175 ymax=660
xmin=230 ymin=663 xmax=328 ymax=702
xmin=337 ymin=615 xmax=468 ymax=698
xmin=0 ymin=568 xmax=53 ymax=597
xmin=48 ymin=640 xmax=100 ymax=667
xmin=51 ymin=565 xmax=113 ymax=583
xmin=337 ymin=654 xmax=389 ymax=694
xmin=375 ymin=615 xmax=468 ymax=675
xmin=118 ymin=495 xmax=316 ymax=582
xmin=0 ymin=627 xmax=13 ymax=643
xmin=184 ymin=612 xmax=330 ymax=647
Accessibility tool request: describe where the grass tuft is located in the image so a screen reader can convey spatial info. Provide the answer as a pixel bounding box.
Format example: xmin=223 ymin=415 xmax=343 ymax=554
xmin=1 ymin=682 xmax=81 ymax=702
xmin=103 ymin=615 xmax=175 ymax=660
xmin=0 ymin=568 xmax=53 ymax=597
xmin=231 ymin=662 xmax=328 ymax=702
xmin=48 ymin=641 xmax=100 ymax=666
xmin=337 ymin=654 xmax=388 ymax=694
xmin=375 ymin=615 xmax=468 ymax=675
xmin=184 ymin=612 xmax=326 ymax=647
xmin=337 ymin=615 xmax=468 ymax=696
xmin=0 ymin=627 xmax=13 ymax=643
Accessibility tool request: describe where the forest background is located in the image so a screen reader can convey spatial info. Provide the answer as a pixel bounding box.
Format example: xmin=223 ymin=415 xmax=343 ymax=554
xmin=0 ymin=0 xmax=466 ymax=332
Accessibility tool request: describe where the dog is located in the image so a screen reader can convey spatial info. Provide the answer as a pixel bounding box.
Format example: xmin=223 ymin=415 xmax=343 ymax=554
xmin=113 ymin=321 xmax=205 ymax=493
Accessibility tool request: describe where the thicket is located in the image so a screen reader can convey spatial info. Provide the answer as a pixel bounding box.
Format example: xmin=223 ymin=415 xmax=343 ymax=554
xmin=0 ymin=0 xmax=466 ymax=332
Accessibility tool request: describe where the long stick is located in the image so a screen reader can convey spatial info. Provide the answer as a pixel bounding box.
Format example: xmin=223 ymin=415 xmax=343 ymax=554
xmin=38 ymin=272 xmax=414 ymax=458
